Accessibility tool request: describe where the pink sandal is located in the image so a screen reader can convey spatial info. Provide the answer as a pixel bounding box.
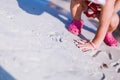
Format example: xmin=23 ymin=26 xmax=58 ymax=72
xmin=104 ymin=33 xmax=118 ymax=46
xmin=68 ymin=20 xmax=84 ymax=35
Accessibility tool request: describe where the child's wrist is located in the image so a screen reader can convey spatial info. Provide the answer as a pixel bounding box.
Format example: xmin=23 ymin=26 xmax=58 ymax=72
xmin=89 ymin=41 xmax=97 ymax=50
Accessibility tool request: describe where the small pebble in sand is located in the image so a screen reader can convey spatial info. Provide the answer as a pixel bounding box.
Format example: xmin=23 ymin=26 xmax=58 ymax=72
xmin=92 ymin=50 xmax=102 ymax=57
xmin=102 ymin=63 xmax=108 ymax=68
xmin=117 ymin=68 xmax=120 ymax=73
xmin=113 ymin=63 xmax=119 ymax=67
xmin=108 ymin=53 xmax=112 ymax=60
xmin=106 ymin=50 xmax=112 ymax=60
xmin=100 ymin=63 xmax=108 ymax=69
xmin=110 ymin=59 xmax=120 ymax=67
xmin=101 ymin=73 xmax=105 ymax=80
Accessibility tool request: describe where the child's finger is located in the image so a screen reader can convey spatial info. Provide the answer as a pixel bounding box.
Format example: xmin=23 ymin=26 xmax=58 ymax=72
xmin=76 ymin=44 xmax=85 ymax=48
xmin=82 ymin=48 xmax=91 ymax=52
xmin=74 ymin=39 xmax=87 ymax=44
xmin=78 ymin=46 xmax=90 ymax=52
xmin=77 ymin=42 xmax=94 ymax=52
xmin=79 ymin=46 xmax=91 ymax=52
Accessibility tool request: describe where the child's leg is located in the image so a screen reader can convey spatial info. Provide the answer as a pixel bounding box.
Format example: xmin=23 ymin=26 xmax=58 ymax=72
xmin=104 ymin=13 xmax=119 ymax=46
xmin=70 ymin=0 xmax=83 ymax=20
xmin=108 ymin=0 xmax=120 ymax=33
xmin=107 ymin=12 xmax=119 ymax=33
xmin=68 ymin=0 xmax=84 ymax=35
xmin=104 ymin=0 xmax=120 ymax=46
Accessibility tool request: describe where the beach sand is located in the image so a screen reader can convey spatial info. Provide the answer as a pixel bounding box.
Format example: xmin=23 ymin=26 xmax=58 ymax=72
xmin=0 ymin=0 xmax=120 ymax=80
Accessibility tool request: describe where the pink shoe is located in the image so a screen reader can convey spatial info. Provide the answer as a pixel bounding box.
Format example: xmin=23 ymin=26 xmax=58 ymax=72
xmin=68 ymin=20 xmax=84 ymax=35
xmin=104 ymin=33 xmax=118 ymax=46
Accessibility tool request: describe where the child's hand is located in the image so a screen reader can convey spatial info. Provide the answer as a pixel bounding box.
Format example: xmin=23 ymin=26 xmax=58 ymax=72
xmin=74 ymin=39 xmax=96 ymax=52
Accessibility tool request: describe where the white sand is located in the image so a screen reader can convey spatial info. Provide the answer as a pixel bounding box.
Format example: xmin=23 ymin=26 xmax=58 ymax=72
xmin=0 ymin=0 xmax=120 ymax=80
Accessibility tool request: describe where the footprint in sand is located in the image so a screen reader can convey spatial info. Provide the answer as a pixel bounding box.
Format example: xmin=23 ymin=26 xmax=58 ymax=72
xmin=110 ymin=59 xmax=120 ymax=73
xmin=49 ymin=32 xmax=63 ymax=42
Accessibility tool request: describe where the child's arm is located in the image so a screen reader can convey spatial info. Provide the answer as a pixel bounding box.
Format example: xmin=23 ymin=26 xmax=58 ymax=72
xmin=76 ymin=0 xmax=116 ymax=52
xmin=92 ymin=0 xmax=115 ymax=47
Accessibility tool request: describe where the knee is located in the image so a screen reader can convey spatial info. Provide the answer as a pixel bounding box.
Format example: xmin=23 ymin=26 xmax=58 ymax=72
xmin=109 ymin=13 xmax=119 ymax=30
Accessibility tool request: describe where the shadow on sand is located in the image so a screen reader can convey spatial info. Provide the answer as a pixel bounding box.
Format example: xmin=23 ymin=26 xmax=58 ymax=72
xmin=0 ymin=66 xmax=15 ymax=80
xmin=16 ymin=0 xmax=98 ymax=40
xmin=17 ymin=0 xmax=71 ymax=27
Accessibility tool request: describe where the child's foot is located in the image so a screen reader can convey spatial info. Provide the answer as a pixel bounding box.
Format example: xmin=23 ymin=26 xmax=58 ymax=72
xmin=104 ymin=33 xmax=118 ymax=46
xmin=68 ymin=20 xmax=84 ymax=35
